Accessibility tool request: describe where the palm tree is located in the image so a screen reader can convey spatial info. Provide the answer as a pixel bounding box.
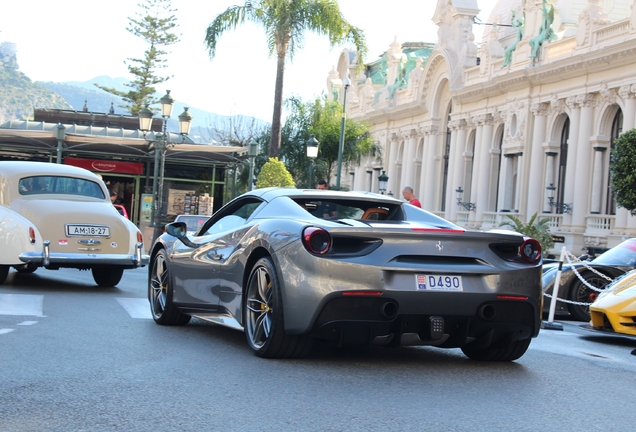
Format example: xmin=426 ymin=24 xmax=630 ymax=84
xmin=204 ymin=0 xmax=367 ymax=157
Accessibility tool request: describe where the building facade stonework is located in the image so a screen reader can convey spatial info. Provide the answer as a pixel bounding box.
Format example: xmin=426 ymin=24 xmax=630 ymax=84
xmin=327 ymin=0 xmax=636 ymax=254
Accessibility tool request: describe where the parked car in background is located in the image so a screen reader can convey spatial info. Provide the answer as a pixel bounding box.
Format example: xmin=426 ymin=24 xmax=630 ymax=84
xmin=174 ymin=214 xmax=208 ymax=235
xmin=586 ymin=269 xmax=636 ymax=337
xmin=0 ymin=161 xmax=149 ymax=287
xmin=542 ymin=238 xmax=636 ymax=321
xmin=148 ymin=188 xmax=543 ymax=361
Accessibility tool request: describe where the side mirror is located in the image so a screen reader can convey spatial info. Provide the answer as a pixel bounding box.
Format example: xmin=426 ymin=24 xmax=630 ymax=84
xmin=165 ymin=222 xmax=199 ymax=249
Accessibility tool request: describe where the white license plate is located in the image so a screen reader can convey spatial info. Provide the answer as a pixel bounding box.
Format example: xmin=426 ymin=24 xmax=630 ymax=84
xmin=66 ymin=224 xmax=110 ymax=237
xmin=415 ymin=274 xmax=463 ymax=291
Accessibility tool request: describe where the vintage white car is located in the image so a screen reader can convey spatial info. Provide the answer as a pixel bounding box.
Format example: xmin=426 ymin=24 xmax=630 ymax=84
xmin=0 ymin=161 xmax=149 ymax=286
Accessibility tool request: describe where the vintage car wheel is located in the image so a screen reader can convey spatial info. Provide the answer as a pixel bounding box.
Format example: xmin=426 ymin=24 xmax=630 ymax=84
xmin=244 ymin=257 xmax=312 ymax=358
xmin=568 ymin=273 xmax=610 ymax=322
xmin=14 ymin=263 xmax=38 ymax=274
xmin=91 ymin=267 xmax=124 ymax=287
xmin=461 ymin=338 xmax=531 ymax=362
xmin=0 ymin=265 xmax=9 ymax=285
xmin=148 ymin=250 xmax=191 ymax=326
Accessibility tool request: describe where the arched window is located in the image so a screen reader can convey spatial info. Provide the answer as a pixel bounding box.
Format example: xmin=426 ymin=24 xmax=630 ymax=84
xmin=606 ymin=109 xmax=623 ymax=215
xmin=441 ymin=103 xmax=452 ymax=211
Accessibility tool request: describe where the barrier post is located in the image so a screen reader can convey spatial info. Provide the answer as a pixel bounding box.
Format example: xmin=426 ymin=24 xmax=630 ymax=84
xmin=543 ymin=246 xmax=566 ymax=331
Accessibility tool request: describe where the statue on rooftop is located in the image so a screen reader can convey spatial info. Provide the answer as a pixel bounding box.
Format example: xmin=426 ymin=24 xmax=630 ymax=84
xmin=529 ymin=0 xmax=556 ymax=59
xmin=502 ymin=10 xmax=524 ymax=68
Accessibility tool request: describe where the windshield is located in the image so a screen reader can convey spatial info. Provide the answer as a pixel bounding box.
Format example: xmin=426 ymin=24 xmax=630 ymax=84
xmin=175 ymin=215 xmax=209 ymax=232
xmin=592 ymin=238 xmax=636 ymax=267
xmin=19 ymin=176 xmax=105 ymax=199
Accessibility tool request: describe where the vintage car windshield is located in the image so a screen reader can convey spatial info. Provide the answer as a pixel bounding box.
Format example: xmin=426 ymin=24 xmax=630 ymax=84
xmin=593 ymin=238 xmax=636 ymax=267
xmin=19 ymin=176 xmax=105 ymax=199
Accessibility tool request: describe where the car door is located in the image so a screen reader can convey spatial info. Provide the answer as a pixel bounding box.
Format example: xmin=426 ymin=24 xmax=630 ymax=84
xmin=170 ymin=198 xmax=263 ymax=307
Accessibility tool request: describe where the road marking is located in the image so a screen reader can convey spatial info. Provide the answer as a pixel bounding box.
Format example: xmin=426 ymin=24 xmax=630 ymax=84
xmin=17 ymin=321 xmax=38 ymax=326
xmin=116 ymin=298 xmax=152 ymax=319
xmin=0 ymin=329 xmax=15 ymax=334
xmin=0 ymin=294 xmax=44 ymax=317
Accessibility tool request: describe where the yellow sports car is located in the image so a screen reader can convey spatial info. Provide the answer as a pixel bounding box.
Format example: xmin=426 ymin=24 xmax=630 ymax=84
xmin=588 ymin=269 xmax=636 ymax=336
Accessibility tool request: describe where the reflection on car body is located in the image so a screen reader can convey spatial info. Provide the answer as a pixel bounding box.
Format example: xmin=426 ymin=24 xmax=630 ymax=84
xmin=149 ymin=188 xmax=543 ymax=361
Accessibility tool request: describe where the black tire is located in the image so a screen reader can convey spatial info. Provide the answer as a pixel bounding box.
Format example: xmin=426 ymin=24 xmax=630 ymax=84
xmin=568 ymin=274 xmax=610 ymax=322
xmin=14 ymin=263 xmax=38 ymax=274
xmin=461 ymin=338 xmax=531 ymax=362
xmin=148 ymin=250 xmax=190 ymax=326
xmin=91 ymin=267 xmax=124 ymax=287
xmin=0 ymin=265 xmax=9 ymax=285
xmin=244 ymin=257 xmax=312 ymax=358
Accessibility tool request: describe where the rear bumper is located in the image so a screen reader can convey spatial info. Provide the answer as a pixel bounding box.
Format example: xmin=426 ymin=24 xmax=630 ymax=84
xmin=19 ymin=240 xmax=149 ymax=269
xmin=307 ymin=292 xmax=541 ymax=348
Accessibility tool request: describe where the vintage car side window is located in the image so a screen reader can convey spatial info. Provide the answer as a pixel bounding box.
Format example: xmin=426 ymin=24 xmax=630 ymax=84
xmin=19 ymin=176 xmax=105 ymax=199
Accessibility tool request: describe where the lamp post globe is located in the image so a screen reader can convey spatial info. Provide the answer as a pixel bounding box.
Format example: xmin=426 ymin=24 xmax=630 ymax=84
xmin=306 ymin=135 xmax=320 ymax=188
xmin=378 ymin=170 xmax=389 ymax=194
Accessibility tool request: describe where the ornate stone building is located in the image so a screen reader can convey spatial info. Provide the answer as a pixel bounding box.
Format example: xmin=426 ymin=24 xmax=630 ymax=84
xmin=328 ymin=0 xmax=636 ymax=254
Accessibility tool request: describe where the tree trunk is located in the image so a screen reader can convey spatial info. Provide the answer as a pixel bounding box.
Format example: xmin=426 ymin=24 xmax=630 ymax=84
xmin=269 ymin=52 xmax=286 ymax=157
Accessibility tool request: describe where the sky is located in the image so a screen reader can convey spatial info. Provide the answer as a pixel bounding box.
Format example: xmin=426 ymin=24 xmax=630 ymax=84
xmin=0 ymin=0 xmax=500 ymax=123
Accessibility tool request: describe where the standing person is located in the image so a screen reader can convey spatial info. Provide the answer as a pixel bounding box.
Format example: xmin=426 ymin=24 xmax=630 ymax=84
xmin=316 ymin=179 xmax=328 ymax=190
xmin=402 ymin=186 xmax=422 ymax=208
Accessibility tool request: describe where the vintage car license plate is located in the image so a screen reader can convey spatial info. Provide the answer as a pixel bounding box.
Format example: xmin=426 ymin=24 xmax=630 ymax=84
xmin=66 ymin=224 xmax=110 ymax=237
xmin=416 ymin=274 xmax=463 ymax=291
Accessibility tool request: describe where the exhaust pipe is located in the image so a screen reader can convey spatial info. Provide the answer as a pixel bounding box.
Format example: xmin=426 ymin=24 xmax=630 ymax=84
xmin=478 ymin=304 xmax=496 ymax=321
xmin=380 ymin=302 xmax=399 ymax=319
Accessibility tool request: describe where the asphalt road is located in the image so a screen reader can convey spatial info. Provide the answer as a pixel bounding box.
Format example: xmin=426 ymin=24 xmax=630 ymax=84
xmin=1 ymin=266 xmax=635 ymax=432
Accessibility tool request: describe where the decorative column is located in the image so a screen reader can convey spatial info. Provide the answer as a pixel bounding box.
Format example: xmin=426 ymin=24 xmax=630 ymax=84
xmin=528 ymin=103 xmax=550 ymax=217
xmin=571 ymin=94 xmax=597 ymax=230
xmin=544 ymin=151 xmax=558 ymax=213
xmin=589 ymin=145 xmax=607 ymax=214
xmin=372 ymin=167 xmax=382 ymax=193
xmin=449 ymin=119 xmax=467 ymax=221
xmin=473 ymin=114 xmax=494 ymax=224
xmin=499 ymin=153 xmax=515 ymax=211
xmin=514 ymin=152 xmax=524 ymax=212
xmin=420 ymin=125 xmax=439 ymax=210
xmin=400 ymin=129 xmax=418 ymax=192
xmin=386 ymin=133 xmax=399 ymax=195
xmin=561 ymin=96 xmax=582 ymax=227
xmin=366 ymin=169 xmax=373 ymax=192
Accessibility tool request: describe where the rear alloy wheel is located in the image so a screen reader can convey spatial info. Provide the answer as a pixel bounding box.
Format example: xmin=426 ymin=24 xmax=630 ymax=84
xmin=149 ymin=250 xmax=190 ymax=326
xmin=0 ymin=265 xmax=9 ymax=285
xmin=244 ymin=257 xmax=312 ymax=358
xmin=91 ymin=267 xmax=124 ymax=287
xmin=461 ymin=338 xmax=531 ymax=362
xmin=568 ymin=274 xmax=609 ymax=322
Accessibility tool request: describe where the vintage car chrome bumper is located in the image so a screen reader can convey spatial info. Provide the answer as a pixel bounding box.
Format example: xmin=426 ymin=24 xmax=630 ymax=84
xmin=19 ymin=241 xmax=149 ymax=268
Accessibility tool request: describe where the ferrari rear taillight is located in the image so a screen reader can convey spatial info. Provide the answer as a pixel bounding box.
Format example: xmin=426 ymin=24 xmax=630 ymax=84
xmin=29 ymin=227 xmax=36 ymax=244
xmin=520 ymin=237 xmax=541 ymax=263
xmin=302 ymin=227 xmax=331 ymax=255
xmin=137 ymin=231 xmax=144 ymax=243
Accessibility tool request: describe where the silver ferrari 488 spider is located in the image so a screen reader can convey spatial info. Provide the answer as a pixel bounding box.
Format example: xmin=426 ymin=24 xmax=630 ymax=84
xmin=148 ymin=188 xmax=543 ymax=361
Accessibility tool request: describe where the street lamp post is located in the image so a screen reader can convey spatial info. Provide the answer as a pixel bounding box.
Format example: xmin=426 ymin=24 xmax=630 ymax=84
xmin=306 ymin=135 xmax=320 ymax=188
xmin=336 ymin=77 xmax=351 ymax=190
xmin=138 ymin=93 xmax=192 ymax=243
xmin=248 ymin=141 xmax=258 ymax=191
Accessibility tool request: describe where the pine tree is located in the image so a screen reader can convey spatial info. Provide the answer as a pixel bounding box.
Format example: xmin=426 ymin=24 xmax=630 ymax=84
xmin=96 ymin=0 xmax=180 ymax=115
